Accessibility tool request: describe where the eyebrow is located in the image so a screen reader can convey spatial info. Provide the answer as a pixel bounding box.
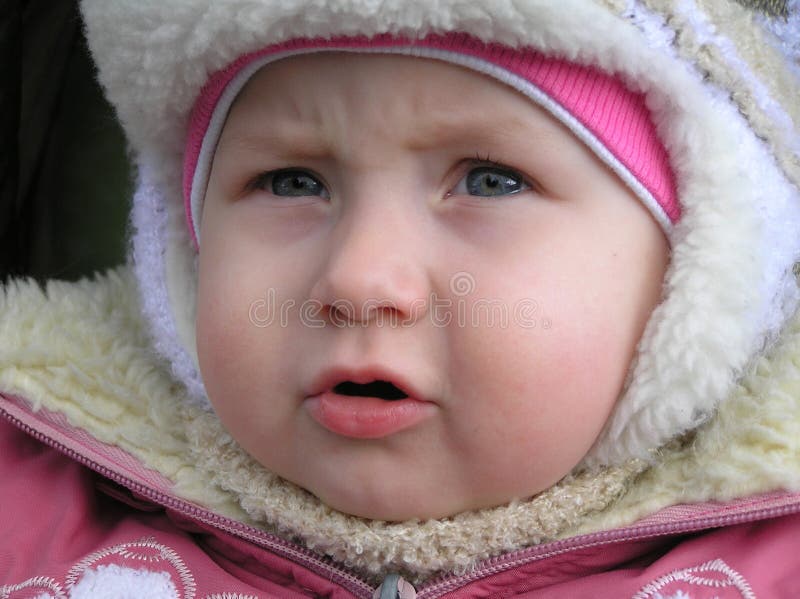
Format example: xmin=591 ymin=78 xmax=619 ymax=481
xmin=217 ymin=126 xmax=331 ymax=161
xmin=406 ymin=114 xmax=536 ymax=152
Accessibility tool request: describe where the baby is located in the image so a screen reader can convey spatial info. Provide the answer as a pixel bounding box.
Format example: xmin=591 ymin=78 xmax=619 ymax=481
xmin=196 ymin=51 xmax=669 ymax=521
xmin=2 ymin=1 xmax=799 ymax=596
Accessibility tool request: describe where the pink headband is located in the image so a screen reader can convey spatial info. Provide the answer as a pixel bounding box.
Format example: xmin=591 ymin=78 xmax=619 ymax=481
xmin=183 ymin=33 xmax=679 ymax=248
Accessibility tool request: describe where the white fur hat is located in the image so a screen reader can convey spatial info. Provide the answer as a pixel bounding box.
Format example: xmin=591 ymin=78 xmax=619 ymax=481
xmin=80 ymin=0 xmax=800 ymax=467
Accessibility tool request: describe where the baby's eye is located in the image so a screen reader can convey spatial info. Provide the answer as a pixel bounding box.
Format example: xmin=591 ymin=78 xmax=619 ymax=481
xmin=253 ymin=169 xmax=329 ymax=199
xmin=452 ymin=165 xmax=530 ymax=197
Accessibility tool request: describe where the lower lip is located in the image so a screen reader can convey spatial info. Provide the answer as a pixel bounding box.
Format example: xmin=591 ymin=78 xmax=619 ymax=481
xmin=305 ymin=391 xmax=436 ymax=439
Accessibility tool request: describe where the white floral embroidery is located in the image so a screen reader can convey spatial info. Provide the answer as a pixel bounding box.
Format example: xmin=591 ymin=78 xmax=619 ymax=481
xmin=633 ymin=558 xmax=755 ymax=599
xmin=0 ymin=538 xmax=272 ymax=599
xmin=70 ymin=564 xmax=178 ymax=599
xmin=0 ymin=577 xmax=65 ymax=599
xmin=654 ymin=591 xmax=691 ymax=599
xmin=65 ymin=537 xmax=196 ymax=599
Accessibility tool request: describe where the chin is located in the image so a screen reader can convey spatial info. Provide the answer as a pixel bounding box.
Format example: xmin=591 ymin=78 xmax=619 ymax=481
xmin=312 ymin=481 xmax=462 ymax=522
xmin=315 ymin=481 xmax=513 ymax=522
xmin=318 ymin=490 xmax=426 ymax=522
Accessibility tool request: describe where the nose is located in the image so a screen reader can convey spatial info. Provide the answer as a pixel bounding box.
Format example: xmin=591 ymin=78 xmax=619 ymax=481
xmin=309 ymin=203 xmax=430 ymax=326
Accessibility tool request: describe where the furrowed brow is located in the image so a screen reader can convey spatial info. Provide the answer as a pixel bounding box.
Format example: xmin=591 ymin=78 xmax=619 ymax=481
xmin=217 ymin=126 xmax=330 ymax=161
xmin=403 ymin=111 xmax=550 ymax=152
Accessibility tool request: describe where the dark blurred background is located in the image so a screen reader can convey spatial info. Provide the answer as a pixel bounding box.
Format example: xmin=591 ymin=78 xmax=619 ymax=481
xmin=1 ymin=0 xmax=132 ymax=282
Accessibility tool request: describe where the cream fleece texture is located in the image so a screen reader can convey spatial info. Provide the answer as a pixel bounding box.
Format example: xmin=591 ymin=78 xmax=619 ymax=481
xmin=1 ymin=269 xmax=800 ymax=583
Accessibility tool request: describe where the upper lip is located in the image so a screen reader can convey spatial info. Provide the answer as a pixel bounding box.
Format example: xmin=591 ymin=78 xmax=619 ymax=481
xmin=306 ymin=365 xmax=427 ymax=401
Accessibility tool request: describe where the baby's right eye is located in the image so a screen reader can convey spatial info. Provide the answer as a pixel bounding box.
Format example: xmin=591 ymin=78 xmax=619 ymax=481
xmin=252 ymin=169 xmax=330 ymax=199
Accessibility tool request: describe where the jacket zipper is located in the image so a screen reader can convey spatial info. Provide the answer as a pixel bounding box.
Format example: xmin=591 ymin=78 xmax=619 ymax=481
xmin=3 ymin=398 xmax=800 ymax=599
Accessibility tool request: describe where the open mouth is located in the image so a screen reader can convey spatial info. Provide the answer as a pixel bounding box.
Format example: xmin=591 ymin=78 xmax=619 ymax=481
xmin=307 ymin=374 xmax=434 ymax=439
xmin=333 ymin=380 xmax=409 ymax=401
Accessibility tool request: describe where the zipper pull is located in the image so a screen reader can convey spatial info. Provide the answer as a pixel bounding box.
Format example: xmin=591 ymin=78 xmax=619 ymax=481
xmin=373 ymin=574 xmax=417 ymax=599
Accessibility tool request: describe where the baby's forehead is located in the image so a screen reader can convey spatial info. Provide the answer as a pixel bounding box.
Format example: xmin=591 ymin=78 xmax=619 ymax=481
xmin=221 ymin=53 xmax=565 ymax=152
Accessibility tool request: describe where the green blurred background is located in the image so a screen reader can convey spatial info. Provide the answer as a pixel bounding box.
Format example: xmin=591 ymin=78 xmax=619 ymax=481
xmin=2 ymin=0 xmax=132 ymax=282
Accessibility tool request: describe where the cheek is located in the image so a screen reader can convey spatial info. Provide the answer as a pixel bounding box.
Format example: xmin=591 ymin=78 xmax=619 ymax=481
xmin=197 ymin=236 xmax=257 ymax=366
xmin=477 ymin=317 xmax=623 ymax=432
xmin=442 ymin=325 xmax=619 ymax=498
xmin=196 ymin=263 xmax=254 ymax=414
xmin=195 ymin=237 xmax=290 ymax=425
xmin=446 ymin=267 xmax=643 ymax=477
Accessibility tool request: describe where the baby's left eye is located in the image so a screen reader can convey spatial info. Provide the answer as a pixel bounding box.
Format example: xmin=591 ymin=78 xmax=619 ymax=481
xmin=452 ymin=166 xmax=530 ymax=198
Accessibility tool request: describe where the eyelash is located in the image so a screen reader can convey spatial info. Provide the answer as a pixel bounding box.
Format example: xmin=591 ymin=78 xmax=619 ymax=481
xmin=473 ymin=151 xmax=495 ymax=165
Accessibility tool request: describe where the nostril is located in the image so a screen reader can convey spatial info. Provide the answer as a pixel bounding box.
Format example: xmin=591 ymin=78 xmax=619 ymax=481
xmin=333 ymin=380 xmax=408 ymax=400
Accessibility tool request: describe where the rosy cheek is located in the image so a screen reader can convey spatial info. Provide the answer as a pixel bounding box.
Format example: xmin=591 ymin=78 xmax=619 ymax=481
xmin=197 ymin=249 xmax=255 ymax=385
xmin=196 ymin=293 xmax=238 ymax=399
xmin=517 ymin=313 xmax=622 ymax=432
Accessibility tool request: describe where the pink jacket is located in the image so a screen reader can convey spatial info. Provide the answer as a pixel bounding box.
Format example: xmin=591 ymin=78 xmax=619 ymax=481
xmin=2 ymin=389 xmax=800 ymax=599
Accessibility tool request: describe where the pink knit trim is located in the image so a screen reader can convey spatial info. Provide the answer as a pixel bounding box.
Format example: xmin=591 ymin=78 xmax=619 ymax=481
xmin=183 ymin=33 xmax=679 ymax=247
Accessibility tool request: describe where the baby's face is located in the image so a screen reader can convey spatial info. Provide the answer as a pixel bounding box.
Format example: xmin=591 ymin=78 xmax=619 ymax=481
xmin=197 ymin=54 xmax=669 ymax=521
